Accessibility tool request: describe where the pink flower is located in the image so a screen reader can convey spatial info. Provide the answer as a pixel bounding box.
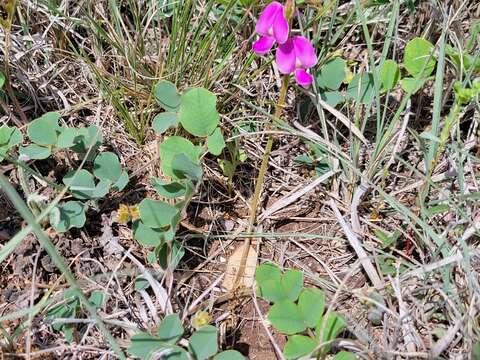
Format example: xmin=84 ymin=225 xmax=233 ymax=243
xmin=276 ymin=36 xmax=317 ymax=87
xmin=252 ymin=1 xmax=289 ymax=55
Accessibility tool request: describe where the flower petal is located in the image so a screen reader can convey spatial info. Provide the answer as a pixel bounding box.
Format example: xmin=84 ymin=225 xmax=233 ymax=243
xmin=293 ymin=36 xmax=317 ymax=68
xmin=295 ymin=69 xmax=314 ymax=87
xmin=272 ymin=8 xmax=289 ymax=44
xmin=276 ymin=39 xmax=296 ymax=74
xmin=255 ymin=1 xmax=283 ymax=36
xmin=252 ymin=36 xmax=276 ymax=55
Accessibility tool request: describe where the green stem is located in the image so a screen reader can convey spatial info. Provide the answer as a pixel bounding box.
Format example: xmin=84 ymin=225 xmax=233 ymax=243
xmin=233 ymin=75 xmax=290 ymax=287
xmin=0 ymin=174 xmax=126 ymax=359
xmin=419 ymin=102 xmax=462 ymax=210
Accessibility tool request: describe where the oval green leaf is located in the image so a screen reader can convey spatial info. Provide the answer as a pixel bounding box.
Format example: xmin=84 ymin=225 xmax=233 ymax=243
xmin=153 ymin=112 xmax=179 ymax=134
xmin=347 ymin=73 xmax=374 ymax=104
xmin=333 ymin=351 xmax=358 ymax=360
xmin=63 ymin=169 xmax=96 ymax=199
xmin=380 ymin=59 xmax=400 ymax=91
xmin=316 ymin=57 xmax=346 ymax=90
xmin=207 ymin=127 xmax=225 ymax=156
xmin=189 ymin=325 xmax=218 ymax=360
xmin=403 ymin=37 xmax=436 ymax=77
xmin=298 ymin=288 xmax=325 ymax=328
xmin=283 ymin=335 xmax=317 ymax=360
xmin=139 ymin=198 xmax=178 ymax=229
xmin=159 ymin=136 xmax=201 ymax=179
xmin=214 ymin=350 xmax=245 ymax=360
xmin=154 ymin=80 xmax=181 ymax=111
xmin=255 ymin=263 xmax=282 ymax=285
xmin=27 ymin=112 xmax=60 ymax=146
xmin=19 ymin=144 xmax=51 ymax=160
xmin=179 ymin=88 xmax=219 ymax=137
xmin=267 ymin=300 xmax=307 ymax=335
xmin=50 ymin=201 xmax=86 ymax=232
xmin=158 ymin=313 xmax=184 ymax=344
xmin=93 ymin=152 xmax=122 ymax=182
xmin=133 ymin=220 xmax=164 ymax=246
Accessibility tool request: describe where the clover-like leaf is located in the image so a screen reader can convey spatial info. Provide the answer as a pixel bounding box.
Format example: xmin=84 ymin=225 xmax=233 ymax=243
xmin=257 ymin=266 xmax=303 ymax=303
xmin=158 ymin=313 xmax=184 ymax=344
xmin=91 ymin=179 xmax=111 ymax=198
xmin=283 ymin=335 xmax=317 ymax=360
xmin=255 ymin=263 xmax=282 ymax=284
xmin=154 ymin=80 xmax=181 ymax=111
xmin=171 ymin=153 xmax=203 ymax=182
xmin=28 ymin=112 xmax=61 ymax=146
xmin=0 ymin=72 xmax=5 ymax=89
xmin=127 ymin=332 xmax=166 ymax=360
xmin=401 ymin=76 xmax=429 ymax=94
xmin=347 ymin=72 xmax=374 ymax=104
xmin=112 ymin=171 xmax=129 ymax=191
xmin=71 ymin=125 xmax=103 ymax=155
xmin=320 ymin=90 xmax=344 ymax=107
xmin=57 ymin=127 xmax=78 ymax=148
xmin=50 ymin=201 xmax=86 ymax=232
xmin=63 ymin=169 xmax=96 ymax=199
xmin=93 ymin=152 xmax=122 ymax=182
xmin=189 ymin=325 xmax=218 ymax=360
xmin=267 ymin=300 xmax=307 ymax=335
xmin=316 ymin=57 xmax=346 ymax=90
xmin=298 ymin=288 xmax=325 ymax=328
xmin=0 ymin=126 xmax=22 ymax=159
xmin=151 ymin=178 xmax=187 ymax=198
xmin=152 ymin=112 xmax=179 ymax=134
xmin=380 ymin=59 xmax=400 ymax=91
xmin=139 ymin=198 xmax=178 ymax=229
xmin=19 ymin=144 xmax=51 ymax=160
xmin=0 ymin=126 xmax=22 ymax=147
xmin=213 ymin=350 xmax=245 ymax=360
xmin=333 ymin=351 xmax=358 ymax=360
xmin=179 ymin=88 xmax=219 ymax=137
xmin=133 ymin=220 xmax=164 ymax=246
xmin=207 ymin=127 xmax=225 ymax=156
xmin=159 ymin=136 xmax=202 ymax=179
xmin=403 ymin=37 xmax=436 ymax=77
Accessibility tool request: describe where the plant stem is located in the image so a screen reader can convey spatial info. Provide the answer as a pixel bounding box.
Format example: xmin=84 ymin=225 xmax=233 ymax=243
xmin=233 ymin=75 xmax=290 ymax=288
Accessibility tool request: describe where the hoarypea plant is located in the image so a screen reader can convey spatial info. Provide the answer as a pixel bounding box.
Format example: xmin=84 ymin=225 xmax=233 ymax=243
xmin=252 ymin=1 xmax=318 ymax=87
xmin=121 ymin=80 xmax=225 ymax=268
xmin=256 ymin=263 xmax=356 ymax=360
xmin=128 ymin=313 xmax=245 ymax=360
xmin=0 ymin=112 xmax=129 ymax=232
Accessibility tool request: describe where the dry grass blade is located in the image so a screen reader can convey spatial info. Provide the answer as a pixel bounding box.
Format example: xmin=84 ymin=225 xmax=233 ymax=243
xmin=329 ymin=199 xmax=384 ymax=289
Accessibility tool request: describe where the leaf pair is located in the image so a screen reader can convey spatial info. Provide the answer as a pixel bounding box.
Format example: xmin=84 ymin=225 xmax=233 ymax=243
xmin=128 ymin=314 xmax=244 ymax=360
xmin=153 ymin=81 xmax=225 ymax=156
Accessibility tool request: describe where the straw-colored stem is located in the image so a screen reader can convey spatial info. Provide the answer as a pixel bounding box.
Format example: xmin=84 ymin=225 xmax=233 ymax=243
xmin=233 ymin=75 xmax=290 ymax=288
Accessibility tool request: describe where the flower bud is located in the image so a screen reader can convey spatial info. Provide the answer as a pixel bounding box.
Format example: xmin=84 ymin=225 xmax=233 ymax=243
xmin=285 ymin=0 xmax=295 ymax=20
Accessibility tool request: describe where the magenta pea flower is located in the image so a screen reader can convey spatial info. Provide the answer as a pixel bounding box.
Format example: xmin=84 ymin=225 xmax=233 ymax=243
xmin=252 ymin=1 xmax=289 ymax=55
xmin=276 ymin=35 xmax=317 ymax=87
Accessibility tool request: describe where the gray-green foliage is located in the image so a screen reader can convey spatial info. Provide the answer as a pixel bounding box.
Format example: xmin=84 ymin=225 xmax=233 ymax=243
xmin=0 ymin=112 xmax=129 ymax=233
xmin=255 ymin=263 xmax=355 ymax=360
xmin=316 ymin=57 xmax=347 ymax=107
xmin=132 ymin=82 xmax=225 ymax=269
xmin=128 ymin=314 xmax=244 ymax=360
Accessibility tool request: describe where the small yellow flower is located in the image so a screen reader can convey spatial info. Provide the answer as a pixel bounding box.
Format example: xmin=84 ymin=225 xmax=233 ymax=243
xmin=191 ymin=311 xmax=211 ymax=330
xmin=117 ymin=204 xmax=131 ymax=224
xmin=129 ymin=205 xmax=140 ymax=221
